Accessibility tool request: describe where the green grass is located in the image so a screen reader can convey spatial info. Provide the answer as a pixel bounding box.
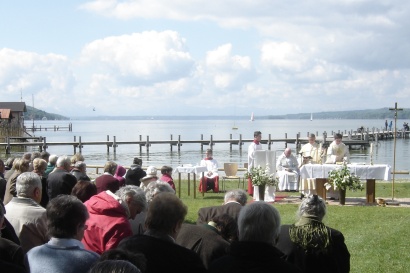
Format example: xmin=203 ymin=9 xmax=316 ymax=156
xmin=176 ymin=179 xmax=410 ymax=273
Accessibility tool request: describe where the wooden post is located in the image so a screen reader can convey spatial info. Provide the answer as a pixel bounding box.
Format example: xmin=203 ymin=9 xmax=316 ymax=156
xmin=296 ymin=133 xmax=299 ymax=149
xmin=6 ymin=137 xmax=10 ymax=154
xmin=178 ymin=135 xmax=181 ymax=152
xmin=79 ymin=136 xmax=82 ymax=153
xmin=146 ymin=136 xmax=150 ymax=152
xmin=73 ymin=136 xmax=77 ymax=154
xmin=366 ymin=179 xmax=376 ymax=204
xmin=170 ymin=134 xmax=173 ymax=152
xmin=285 ymin=133 xmax=288 ymax=148
xmin=107 ymin=135 xmax=110 ymax=153
xmin=113 ymin=136 xmax=117 ymax=154
xmin=139 ymin=135 xmax=142 ymax=153
xmin=210 ymin=135 xmax=213 ymax=148
xmin=201 ymin=134 xmax=204 ymax=151
xmin=315 ymin=178 xmax=327 ymax=200
xmin=239 ymin=134 xmax=242 ymax=151
xmin=43 ymin=137 xmax=47 ymax=152
xmin=268 ymin=134 xmax=271 ymax=150
xmin=230 ymin=134 xmax=232 ymax=151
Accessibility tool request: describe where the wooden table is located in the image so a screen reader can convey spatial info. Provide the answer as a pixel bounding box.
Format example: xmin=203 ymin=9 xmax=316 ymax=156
xmin=174 ymin=166 xmax=208 ymax=198
xmin=299 ymin=164 xmax=391 ymax=204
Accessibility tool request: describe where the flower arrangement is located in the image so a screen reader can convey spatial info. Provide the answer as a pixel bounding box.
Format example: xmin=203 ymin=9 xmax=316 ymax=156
xmin=245 ymin=164 xmax=278 ymax=187
xmin=326 ymin=163 xmax=364 ymax=191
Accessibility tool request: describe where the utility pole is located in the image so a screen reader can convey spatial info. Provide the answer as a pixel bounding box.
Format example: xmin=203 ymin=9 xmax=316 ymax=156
xmin=388 ymin=102 xmax=403 ymax=201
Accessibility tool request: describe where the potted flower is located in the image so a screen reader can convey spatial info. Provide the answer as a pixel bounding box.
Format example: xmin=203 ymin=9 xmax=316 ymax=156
xmin=325 ymin=163 xmax=364 ymax=205
xmin=245 ymin=164 xmax=278 ymax=201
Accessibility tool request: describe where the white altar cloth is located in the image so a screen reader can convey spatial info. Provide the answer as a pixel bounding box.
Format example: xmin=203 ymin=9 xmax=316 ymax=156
xmin=299 ymin=164 xmax=391 ymax=181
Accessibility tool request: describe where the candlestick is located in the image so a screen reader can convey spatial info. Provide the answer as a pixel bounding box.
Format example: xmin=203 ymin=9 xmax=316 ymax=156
xmin=318 ymin=143 xmax=322 ymax=164
xmin=370 ymin=143 xmax=374 ymax=165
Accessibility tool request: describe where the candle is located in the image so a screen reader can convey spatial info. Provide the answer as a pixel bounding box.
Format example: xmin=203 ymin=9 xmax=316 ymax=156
xmin=318 ymin=143 xmax=322 ymax=163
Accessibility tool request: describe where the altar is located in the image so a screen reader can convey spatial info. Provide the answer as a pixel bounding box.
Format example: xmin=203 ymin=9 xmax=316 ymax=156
xmin=174 ymin=165 xmax=208 ymax=198
xmin=299 ymin=164 xmax=391 ymax=203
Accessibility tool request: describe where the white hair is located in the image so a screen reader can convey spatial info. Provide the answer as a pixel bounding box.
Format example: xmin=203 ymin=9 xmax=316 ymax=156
xmin=16 ymin=172 xmax=42 ymax=198
xmin=56 ymin=155 xmax=71 ymax=168
xmin=116 ymin=185 xmax=147 ymax=212
xmin=238 ymin=202 xmax=281 ymax=244
xmin=145 ymin=180 xmax=175 ymax=203
xmin=49 ymin=154 xmax=58 ymax=165
xmin=224 ymin=189 xmax=247 ymax=205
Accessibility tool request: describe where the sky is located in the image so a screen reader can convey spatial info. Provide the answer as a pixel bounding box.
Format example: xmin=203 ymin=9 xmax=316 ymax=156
xmin=1 ymin=0 xmax=409 ymax=117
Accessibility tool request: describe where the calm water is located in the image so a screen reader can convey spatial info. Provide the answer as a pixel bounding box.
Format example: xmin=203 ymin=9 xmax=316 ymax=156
xmin=3 ymin=119 xmax=409 ymax=178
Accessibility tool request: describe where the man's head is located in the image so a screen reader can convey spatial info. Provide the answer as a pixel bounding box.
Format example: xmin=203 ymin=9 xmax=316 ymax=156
xmin=104 ymin=161 xmax=118 ymax=175
xmin=160 ymin=166 xmax=172 ymax=175
xmin=56 ymin=156 xmax=71 ymax=171
xmin=48 ymin=154 xmax=58 ymax=166
xmin=205 ymin=149 xmax=213 ymax=158
xmin=71 ymin=153 xmax=85 ymax=165
xmin=116 ymin=186 xmax=147 ymax=220
xmin=238 ymin=202 xmax=281 ymax=245
xmin=254 ymin=131 xmax=262 ymax=142
xmin=46 ymin=195 xmax=89 ymax=240
xmin=145 ymin=181 xmax=175 ymax=203
xmin=74 ymin=161 xmax=87 ymax=173
xmin=308 ymin=134 xmax=316 ymax=144
xmin=224 ymin=189 xmax=247 ymax=206
xmin=145 ymin=192 xmax=187 ymax=239
xmin=40 ymin=151 xmax=50 ymax=162
xmin=30 ymin=152 xmax=41 ymax=162
xmin=32 ymin=158 xmax=47 ymax=175
xmin=334 ymin=133 xmax=343 ymax=145
xmin=284 ymin=148 xmax=292 ymax=157
xmin=133 ymin=157 xmax=142 ymax=166
xmin=16 ymin=172 xmax=42 ymax=203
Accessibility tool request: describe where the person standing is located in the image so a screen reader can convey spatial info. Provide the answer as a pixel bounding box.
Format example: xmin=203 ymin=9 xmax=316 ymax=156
xmin=326 ymin=134 xmax=349 ymax=164
xmin=47 ymin=156 xmax=78 ymax=200
xmin=299 ymin=134 xmax=322 ymax=197
xmin=199 ymin=149 xmax=219 ymax=193
xmin=389 ymin=120 xmax=393 ymax=131
xmin=385 ymin=119 xmax=388 ymax=131
xmin=247 ymin=131 xmax=262 ymax=196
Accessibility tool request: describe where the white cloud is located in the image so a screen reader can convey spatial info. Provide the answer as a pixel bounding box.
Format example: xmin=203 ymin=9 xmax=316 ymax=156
xmin=80 ymin=31 xmax=194 ymax=85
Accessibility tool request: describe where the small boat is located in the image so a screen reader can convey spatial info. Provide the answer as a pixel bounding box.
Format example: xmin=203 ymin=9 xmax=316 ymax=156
xmin=232 ymin=121 xmax=238 ymax=130
xmin=250 ymin=112 xmax=254 ymax=121
xmin=310 ymin=113 xmax=313 ymax=121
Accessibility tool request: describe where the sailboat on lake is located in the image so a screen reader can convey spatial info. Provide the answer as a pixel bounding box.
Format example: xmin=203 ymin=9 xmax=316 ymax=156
xmin=250 ymin=112 xmax=254 ymax=121
xmin=310 ymin=113 xmax=313 ymax=121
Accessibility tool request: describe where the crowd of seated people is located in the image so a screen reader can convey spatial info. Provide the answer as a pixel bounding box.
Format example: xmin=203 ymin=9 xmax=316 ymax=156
xmin=0 ymin=152 xmax=350 ymax=273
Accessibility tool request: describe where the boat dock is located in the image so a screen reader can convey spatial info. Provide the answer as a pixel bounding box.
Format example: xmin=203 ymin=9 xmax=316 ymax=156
xmin=1 ymin=127 xmax=408 ymax=155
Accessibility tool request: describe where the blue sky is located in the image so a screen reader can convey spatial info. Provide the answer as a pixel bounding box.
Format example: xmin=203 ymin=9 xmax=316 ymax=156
xmin=1 ymin=0 xmax=409 ymax=117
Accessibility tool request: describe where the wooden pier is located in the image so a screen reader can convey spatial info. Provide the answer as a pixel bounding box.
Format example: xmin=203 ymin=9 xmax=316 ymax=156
xmin=25 ymin=123 xmax=73 ymax=132
xmin=0 ymin=127 xmax=408 ymax=155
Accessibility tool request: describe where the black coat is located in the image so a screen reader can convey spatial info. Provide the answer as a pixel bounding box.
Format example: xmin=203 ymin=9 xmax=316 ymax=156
xmin=47 ymin=169 xmax=77 ymax=200
xmin=118 ymin=234 xmax=207 ymax=273
xmin=176 ymin=223 xmax=230 ymax=269
xmin=125 ymin=165 xmax=146 ymax=187
xmin=197 ymin=202 xmax=242 ymax=225
xmin=209 ymin=241 xmax=301 ymax=273
xmin=276 ymin=224 xmax=350 ymax=273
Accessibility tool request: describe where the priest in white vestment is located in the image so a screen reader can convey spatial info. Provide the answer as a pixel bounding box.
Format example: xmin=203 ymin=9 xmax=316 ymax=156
xmin=276 ymin=148 xmax=299 ymax=191
xmin=299 ymin=134 xmax=322 ymax=196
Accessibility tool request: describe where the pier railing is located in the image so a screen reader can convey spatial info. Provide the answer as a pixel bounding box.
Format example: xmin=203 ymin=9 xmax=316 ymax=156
xmin=0 ymin=127 xmax=408 ymax=155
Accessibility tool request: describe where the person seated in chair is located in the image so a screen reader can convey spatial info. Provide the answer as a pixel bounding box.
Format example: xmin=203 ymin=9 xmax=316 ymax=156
xmin=276 ymin=148 xmax=299 ymax=191
xmin=199 ymin=149 xmax=219 ymax=193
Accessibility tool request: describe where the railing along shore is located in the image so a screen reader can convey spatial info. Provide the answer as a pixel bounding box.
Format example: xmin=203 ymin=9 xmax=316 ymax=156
xmin=0 ymin=127 xmax=408 ymax=155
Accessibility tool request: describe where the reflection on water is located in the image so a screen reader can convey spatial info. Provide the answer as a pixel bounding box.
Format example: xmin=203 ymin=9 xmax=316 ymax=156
xmin=0 ymin=119 xmax=408 ymax=178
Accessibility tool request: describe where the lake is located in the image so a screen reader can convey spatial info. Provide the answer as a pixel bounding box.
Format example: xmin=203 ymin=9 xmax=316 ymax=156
xmin=3 ymin=118 xmax=409 ymax=178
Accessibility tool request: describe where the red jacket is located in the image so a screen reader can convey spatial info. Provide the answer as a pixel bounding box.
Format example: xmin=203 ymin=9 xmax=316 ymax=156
xmin=160 ymin=173 xmax=176 ymax=191
xmin=82 ymin=191 xmax=132 ymax=254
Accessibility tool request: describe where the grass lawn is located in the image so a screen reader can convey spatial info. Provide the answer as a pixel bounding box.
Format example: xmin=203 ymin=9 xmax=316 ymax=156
xmin=176 ymin=179 xmax=410 ymax=273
